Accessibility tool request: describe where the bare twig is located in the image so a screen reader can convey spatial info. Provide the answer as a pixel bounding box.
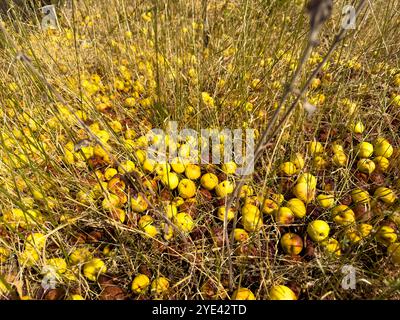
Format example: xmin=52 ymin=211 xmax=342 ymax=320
xmin=223 ymin=0 xmax=368 ymax=291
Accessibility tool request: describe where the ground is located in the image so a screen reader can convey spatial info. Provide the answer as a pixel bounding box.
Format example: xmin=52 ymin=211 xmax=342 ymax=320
xmin=0 ymin=0 xmax=399 ymax=300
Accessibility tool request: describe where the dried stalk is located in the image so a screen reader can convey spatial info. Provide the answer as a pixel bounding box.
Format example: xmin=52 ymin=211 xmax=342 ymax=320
xmin=223 ymin=0 xmax=368 ymax=291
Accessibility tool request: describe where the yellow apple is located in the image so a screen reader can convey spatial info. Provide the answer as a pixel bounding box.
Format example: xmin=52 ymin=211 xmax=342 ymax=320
xmin=131 ymin=274 xmax=150 ymax=294
xmin=138 ymin=215 xmax=154 ymax=229
xmin=69 ymin=294 xmax=85 ymax=300
xmin=222 ymin=161 xmax=237 ymax=175
xmin=374 ymin=187 xmax=397 ymax=204
xmin=178 ymin=179 xmax=197 ymax=199
xmin=172 ymin=196 xmax=185 ymax=207
xmin=332 ymin=143 xmax=344 ymax=154
xmin=286 ymin=198 xmax=306 ymax=218
xmin=200 ymin=173 xmax=219 ymax=190
xmin=118 ymin=160 xmax=136 ymax=173
xmin=297 ymin=173 xmax=317 ymax=189
xmin=171 ymin=157 xmax=186 ymax=173
xmin=217 ymin=206 xmax=235 ymax=222
xmin=293 ymin=182 xmax=315 ymax=203
xmin=185 ymin=164 xmax=201 ymax=180
xmin=356 ymin=142 xmax=374 ymax=158
xmin=241 ymin=207 xmax=263 ymax=232
xmin=290 ymin=153 xmax=305 ymax=170
xmin=332 ymin=151 xmax=347 ymax=166
xmin=69 ymin=247 xmax=93 ymax=265
xmin=373 ymin=137 xmax=393 ymax=158
xmin=0 ymin=247 xmax=11 ymax=263
xmin=280 ymin=162 xmax=297 ymax=176
xmin=307 ymin=220 xmax=330 ymax=242
xmin=233 ymin=228 xmax=249 ymax=242
xmin=240 ymin=185 xmax=254 ymax=198
xmin=108 ymin=176 xmax=126 ymax=194
xmin=160 ymin=171 xmax=180 ymax=190
xmin=173 ymin=212 xmax=195 ymax=233
xmin=317 ymin=194 xmax=335 ymax=208
xmin=261 ymin=198 xmax=279 ymax=215
xmin=313 ymin=156 xmax=328 ymax=170
xmin=346 ymin=224 xmax=372 ymax=244
xmin=242 ymin=203 xmax=260 ymax=217
xmin=232 ymin=288 xmax=255 ymax=300
xmin=83 ymin=258 xmax=107 ymax=281
xmin=244 ymin=196 xmax=259 ymax=206
xmin=161 ymin=222 xmax=174 ymax=241
xmin=357 ymin=158 xmax=375 ymax=174
xmin=359 ymin=223 xmax=373 ymax=237
xmin=104 ymin=168 xmax=118 ymax=181
xmin=274 ymin=207 xmax=295 ymax=224
xmin=351 ymin=189 xmax=370 ymax=204
xmin=280 ymin=233 xmax=303 ymax=255
xmin=143 ymin=224 xmax=159 ymax=238
xmin=139 ymin=215 xmax=159 ymax=238
xmin=3 ymin=208 xmax=41 ymax=230
xmin=25 ymin=233 xmax=47 ymax=251
xmin=352 ymin=121 xmax=365 ymax=134
xmin=151 ymin=277 xmax=170 ymax=295
xmin=331 ymin=205 xmax=355 ymax=225
xmin=373 ymin=156 xmax=390 ymax=172
xmin=163 ymin=202 xmax=178 ymax=219
xmin=271 ymin=193 xmax=285 ymax=205
xmin=309 ymin=141 xmax=324 ymax=156
xmin=375 ymin=226 xmax=397 ymax=246
xmin=135 ymin=149 xmax=147 ymax=164
xmin=47 ymin=257 xmax=67 ymax=274
xmin=321 ymin=237 xmax=341 ymax=256
xmin=101 ymin=193 xmax=121 ymax=211
xmin=18 ymin=249 xmax=39 ymax=267
xmin=215 ymin=180 xmax=234 ymax=197
xmin=155 ymin=163 xmax=171 ymax=176
xmin=143 ymin=158 xmax=156 ymax=173
xmin=131 ymin=193 xmax=149 ymax=212
xmin=269 ymin=285 xmax=297 ymax=300
xmin=346 ymin=229 xmax=362 ymax=244
xmin=390 ymin=212 xmax=400 ymax=228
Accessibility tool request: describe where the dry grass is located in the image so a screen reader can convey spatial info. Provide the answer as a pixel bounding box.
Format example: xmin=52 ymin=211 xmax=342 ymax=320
xmin=0 ymin=0 xmax=399 ymax=300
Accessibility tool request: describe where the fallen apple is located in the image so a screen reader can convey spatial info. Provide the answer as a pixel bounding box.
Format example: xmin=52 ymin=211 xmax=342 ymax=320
xmin=280 ymin=232 xmax=303 ymax=255
xmin=331 ymin=205 xmax=355 ymax=225
xmin=200 ymin=173 xmax=219 ymax=190
xmin=215 ymin=180 xmax=234 ymax=197
xmin=178 ymin=179 xmax=197 ymax=199
xmin=232 ymin=287 xmax=255 ymax=300
xmin=307 ymin=220 xmax=330 ymax=242
xmin=131 ymin=274 xmax=150 ymax=294
xmin=356 ymin=142 xmax=374 ymax=158
xmin=274 ymin=207 xmax=295 ymax=224
xmin=374 ymin=187 xmax=397 ymax=204
xmin=286 ymin=198 xmax=306 ymax=218
xmin=269 ymin=285 xmax=297 ymax=300
xmin=375 ymin=225 xmax=397 ymax=246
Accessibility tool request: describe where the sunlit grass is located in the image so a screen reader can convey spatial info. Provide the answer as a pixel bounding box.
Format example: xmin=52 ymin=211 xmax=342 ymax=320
xmin=0 ymin=0 xmax=399 ymax=300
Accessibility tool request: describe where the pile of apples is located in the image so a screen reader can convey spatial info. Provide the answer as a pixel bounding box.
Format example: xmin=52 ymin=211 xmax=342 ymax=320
xmin=67 ymin=126 xmax=398 ymax=299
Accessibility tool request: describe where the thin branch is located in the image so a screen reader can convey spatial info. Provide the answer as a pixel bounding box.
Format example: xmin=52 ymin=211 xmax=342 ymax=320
xmin=223 ymin=0 xmax=368 ymax=291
